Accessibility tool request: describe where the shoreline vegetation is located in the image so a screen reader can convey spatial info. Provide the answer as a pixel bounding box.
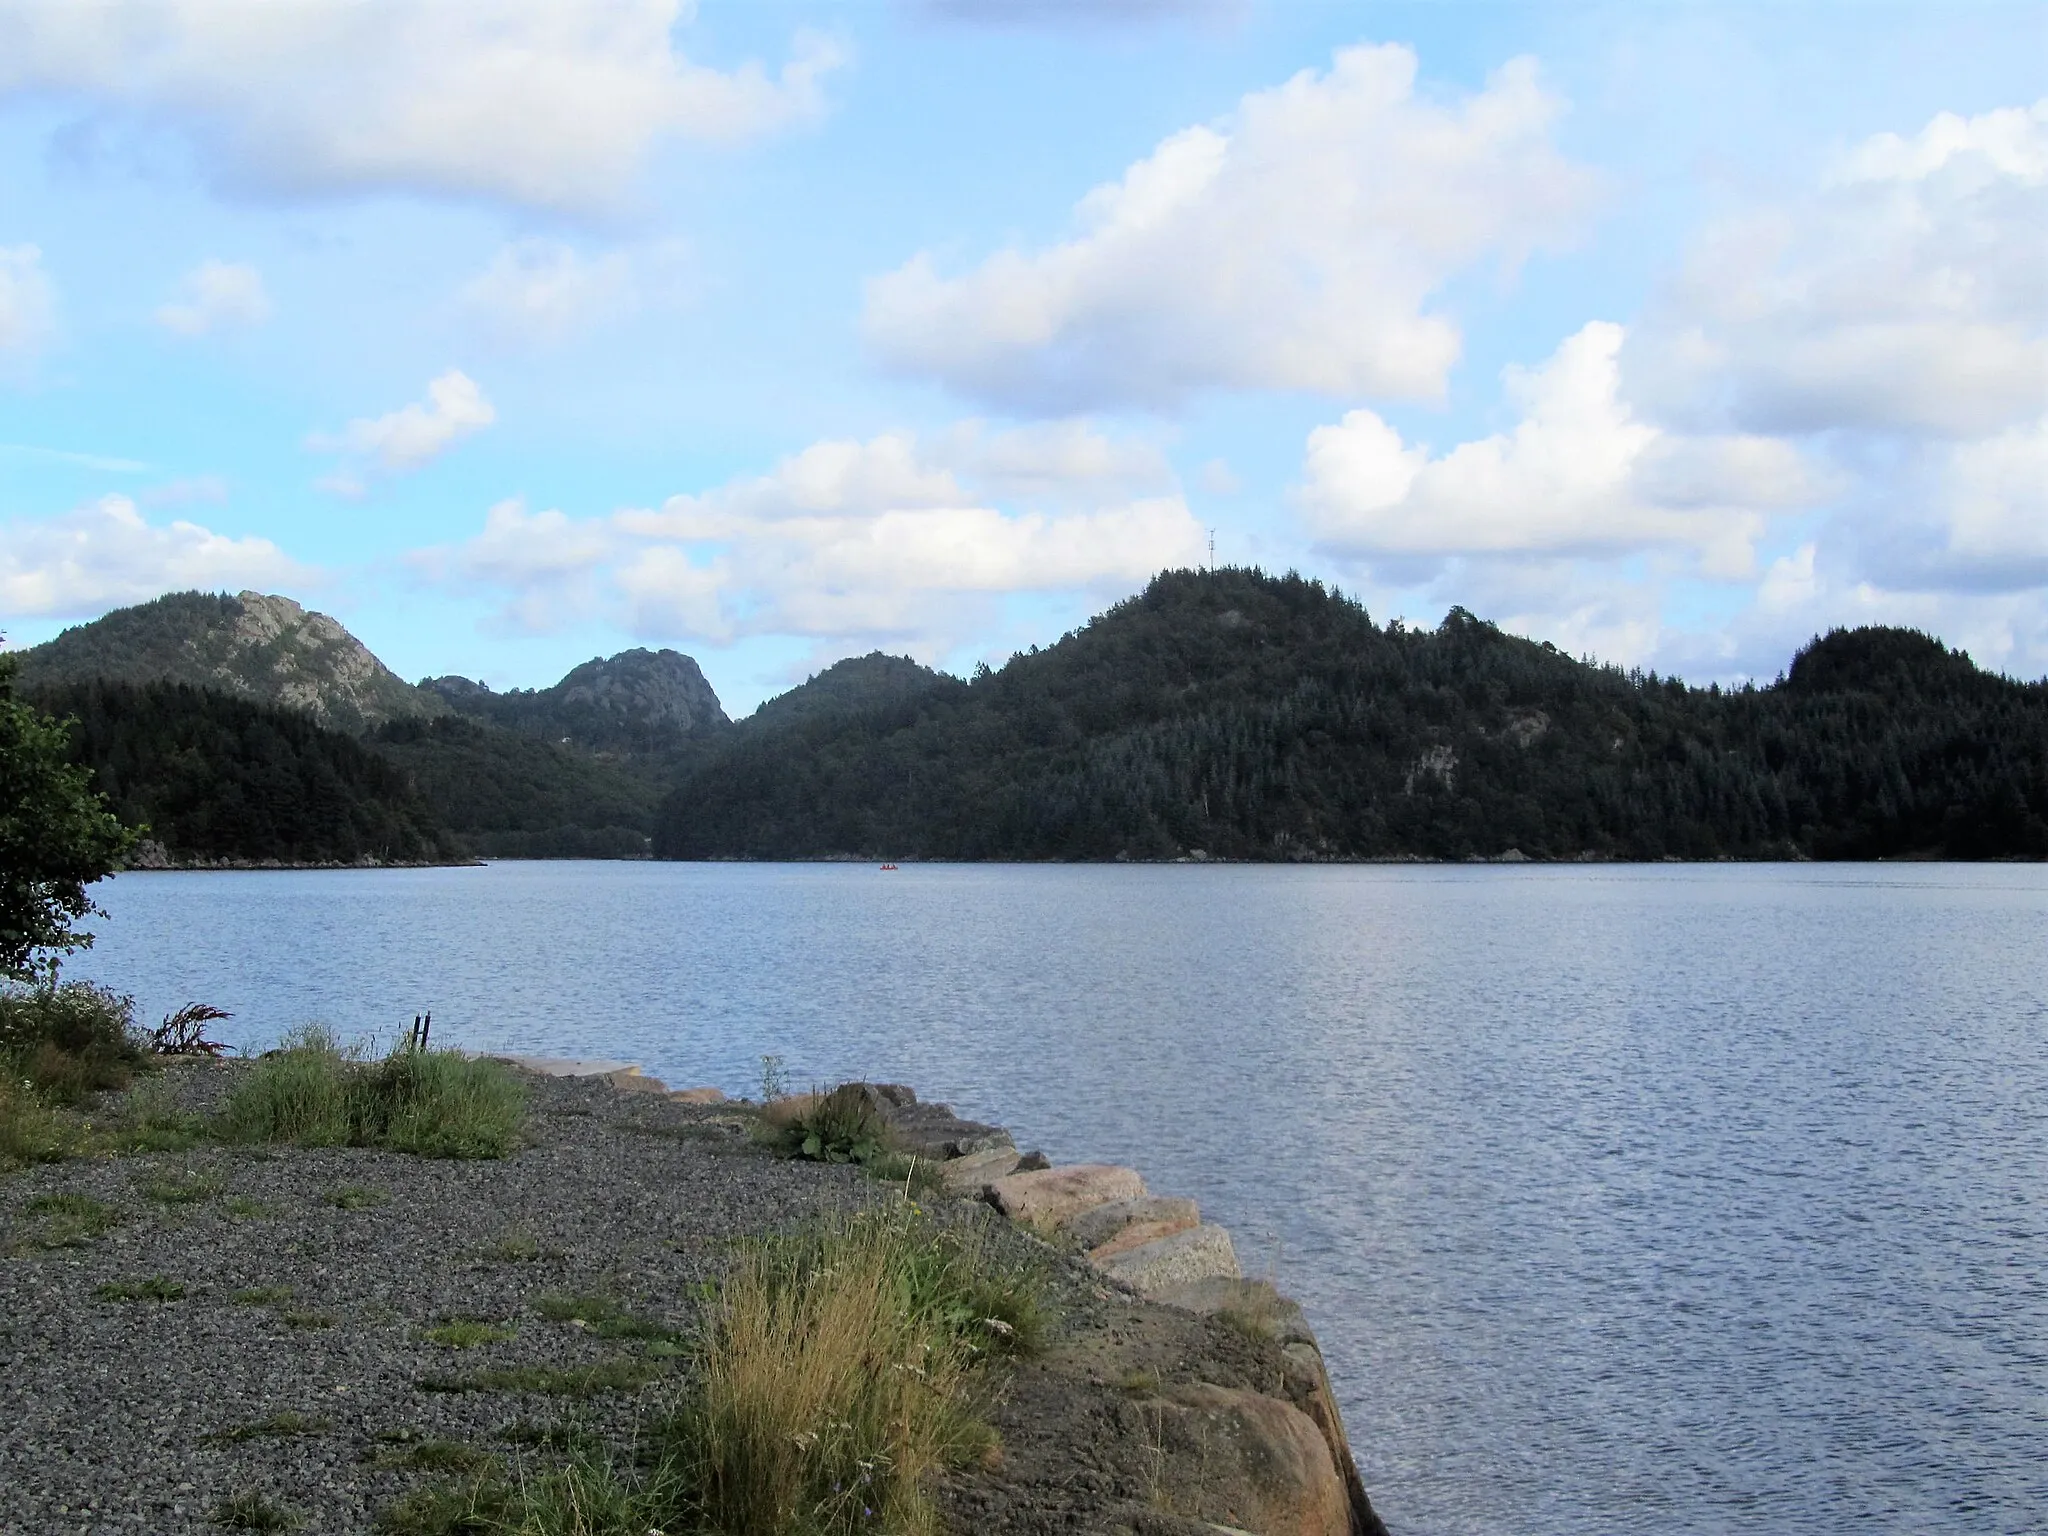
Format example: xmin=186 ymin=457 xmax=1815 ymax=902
xmin=15 ymin=569 xmax=2047 ymax=871
xmin=0 ymin=986 xmax=1386 ymax=1535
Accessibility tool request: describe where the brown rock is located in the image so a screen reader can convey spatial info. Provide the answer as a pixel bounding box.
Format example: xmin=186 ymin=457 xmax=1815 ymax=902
xmin=604 ymin=1069 xmax=668 ymax=1094
xmin=1156 ymin=1384 xmax=1351 ymax=1536
xmin=668 ymin=1087 xmax=727 ymax=1104
xmin=937 ymin=1144 xmax=1022 ymax=1196
xmin=1094 ymin=1224 xmax=1240 ymax=1295
xmin=1061 ymin=1195 xmax=1200 ymax=1253
xmin=989 ymin=1164 xmax=1145 ymax=1230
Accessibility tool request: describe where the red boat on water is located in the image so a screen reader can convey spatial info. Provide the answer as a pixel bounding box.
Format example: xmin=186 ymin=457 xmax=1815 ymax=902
xmin=880 ymin=863 xmax=899 ymax=871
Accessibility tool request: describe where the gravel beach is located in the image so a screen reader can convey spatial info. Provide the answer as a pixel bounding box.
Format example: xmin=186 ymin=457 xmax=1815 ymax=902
xmin=1 ymin=1060 xmax=1375 ymax=1536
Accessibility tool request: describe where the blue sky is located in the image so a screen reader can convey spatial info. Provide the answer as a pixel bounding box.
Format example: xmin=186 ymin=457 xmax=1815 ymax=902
xmin=1 ymin=1 xmax=2041 ymax=713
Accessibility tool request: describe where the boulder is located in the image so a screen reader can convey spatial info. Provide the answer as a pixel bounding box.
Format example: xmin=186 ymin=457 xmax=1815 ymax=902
xmin=937 ymin=1144 xmax=1023 ymax=1196
xmin=1152 ymin=1384 xmax=1351 ymax=1536
xmin=1061 ymin=1195 xmax=1200 ymax=1253
xmin=668 ymin=1087 xmax=727 ymax=1105
xmin=603 ymin=1068 xmax=667 ymax=1095
xmin=989 ymin=1164 xmax=1146 ymax=1230
xmin=1094 ymin=1224 xmax=1240 ymax=1295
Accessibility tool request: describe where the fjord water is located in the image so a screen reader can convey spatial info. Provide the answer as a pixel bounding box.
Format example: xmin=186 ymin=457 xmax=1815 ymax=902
xmin=75 ymin=863 xmax=2046 ymax=1535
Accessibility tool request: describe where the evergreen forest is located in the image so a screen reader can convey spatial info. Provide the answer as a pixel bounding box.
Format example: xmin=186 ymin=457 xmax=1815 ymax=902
xmin=651 ymin=569 xmax=2048 ymax=863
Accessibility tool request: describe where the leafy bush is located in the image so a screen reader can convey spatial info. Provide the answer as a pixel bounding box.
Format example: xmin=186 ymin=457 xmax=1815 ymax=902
xmin=776 ymin=1082 xmax=892 ymax=1166
xmin=0 ymin=981 xmax=146 ymax=1105
xmin=217 ymin=1030 xmax=527 ymax=1160
xmin=0 ymin=1076 xmax=76 ymax=1169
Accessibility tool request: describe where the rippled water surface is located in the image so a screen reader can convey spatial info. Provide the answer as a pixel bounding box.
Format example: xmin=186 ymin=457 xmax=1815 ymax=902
xmin=73 ymin=862 xmax=2048 ymax=1534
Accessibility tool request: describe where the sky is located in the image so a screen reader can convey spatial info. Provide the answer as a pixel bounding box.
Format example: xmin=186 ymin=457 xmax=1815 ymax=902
xmin=0 ymin=0 xmax=2042 ymax=714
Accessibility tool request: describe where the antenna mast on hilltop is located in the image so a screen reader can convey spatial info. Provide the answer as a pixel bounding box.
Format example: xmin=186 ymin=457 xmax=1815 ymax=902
xmin=1208 ymin=529 xmax=1215 ymax=571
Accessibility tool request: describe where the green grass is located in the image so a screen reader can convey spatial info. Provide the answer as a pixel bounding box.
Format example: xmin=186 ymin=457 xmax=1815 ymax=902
xmin=21 ymin=1191 xmax=123 ymax=1248
xmin=96 ymin=1274 xmax=187 ymax=1302
xmin=224 ymin=1196 xmax=271 ymax=1221
xmin=216 ymin=1029 xmax=527 ymax=1159
xmin=0 ymin=1076 xmax=79 ymax=1169
xmin=476 ymin=1228 xmax=564 ymax=1263
xmin=0 ymin=982 xmax=147 ymax=1108
xmin=213 ymin=1489 xmax=299 ymax=1531
xmin=209 ymin=1411 xmax=332 ymax=1443
xmin=532 ymin=1292 xmax=676 ymax=1343
xmin=420 ymin=1318 xmax=515 ymax=1348
xmin=137 ymin=1170 xmax=224 ymax=1205
xmin=325 ymin=1184 xmax=391 ymax=1211
xmin=379 ymin=1199 xmax=1046 ymax=1536
xmin=367 ymin=1438 xmax=499 ymax=1474
xmin=415 ymin=1357 xmax=662 ymax=1398
xmin=281 ymin=1310 xmax=336 ymax=1329
xmin=233 ymin=1285 xmax=294 ymax=1306
xmin=107 ymin=1078 xmax=207 ymax=1154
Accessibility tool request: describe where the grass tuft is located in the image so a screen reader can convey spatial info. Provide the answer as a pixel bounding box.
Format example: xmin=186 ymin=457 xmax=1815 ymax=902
xmin=326 ymin=1184 xmax=391 ymax=1211
xmin=23 ymin=1191 xmax=123 ymax=1248
xmin=281 ymin=1309 xmax=336 ymax=1329
xmin=375 ymin=1199 xmax=1044 ymax=1536
xmin=476 ymin=1227 xmax=564 ymax=1263
xmin=138 ymin=1170 xmax=224 ymax=1205
xmin=233 ymin=1285 xmax=294 ymax=1306
xmin=217 ymin=1030 xmax=526 ymax=1159
xmin=213 ymin=1489 xmax=299 ymax=1532
xmin=420 ymin=1318 xmax=515 ymax=1348
xmin=368 ymin=1438 xmax=499 ymax=1474
xmin=96 ymin=1274 xmax=188 ymax=1302
xmin=533 ymin=1292 xmax=676 ymax=1343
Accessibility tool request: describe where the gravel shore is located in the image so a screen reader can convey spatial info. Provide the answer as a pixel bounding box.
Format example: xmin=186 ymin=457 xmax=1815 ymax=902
xmin=2 ymin=1060 xmax=1370 ymax=1536
xmin=1 ymin=1063 xmax=899 ymax=1534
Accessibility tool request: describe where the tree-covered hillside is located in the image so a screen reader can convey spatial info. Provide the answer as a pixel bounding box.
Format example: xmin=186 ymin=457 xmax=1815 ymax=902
xmin=30 ymin=680 xmax=460 ymax=866
xmin=423 ymin=647 xmax=727 ymax=755
xmin=652 ymin=568 xmax=2048 ymax=862
xmin=370 ymin=715 xmax=671 ymax=859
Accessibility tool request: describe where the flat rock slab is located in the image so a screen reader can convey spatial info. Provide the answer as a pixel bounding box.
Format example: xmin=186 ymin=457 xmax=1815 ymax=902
xmin=1062 ymin=1195 xmax=1199 ymax=1254
xmin=937 ymin=1144 xmax=1023 ymax=1196
xmin=990 ymin=1164 xmax=1146 ymax=1229
xmin=1095 ymin=1223 xmax=1241 ymax=1295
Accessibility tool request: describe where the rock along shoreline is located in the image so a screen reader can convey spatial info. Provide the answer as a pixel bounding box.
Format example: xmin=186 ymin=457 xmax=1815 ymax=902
xmin=1 ymin=1052 xmax=1389 ymax=1536
xmin=501 ymin=1054 xmax=1390 ymax=1536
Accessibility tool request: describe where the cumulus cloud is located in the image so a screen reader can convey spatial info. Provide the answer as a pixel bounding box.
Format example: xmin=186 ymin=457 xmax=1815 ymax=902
xmin=413 ymin=426 xmax=1206 ymax=645
xmin=155 ymin=258 xmax=272 ymax=336
xmin=1629 ymin=99 xmax=2047 ymax=439
xmin=0 ymin=243 xmax=58 ymax=368
xmin=459 ymin=238 xmax=690 ymax=344
xmin=0 ymin=495 xmax=305 ymax=618
xmin=864 ymin=42 xmax=1598 ymax=411
xmin=309 ymin=370 xmax=495 ymax=490
xmin=1298 ymin=322 xmax=1824 ymax=578
xmin=0 ymin=0 xmax=844 ymax=211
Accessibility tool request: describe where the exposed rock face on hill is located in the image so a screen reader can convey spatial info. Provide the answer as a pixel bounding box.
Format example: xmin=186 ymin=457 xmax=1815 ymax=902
xmin=423 ymin=647 xmax=727 ymax=754
xmin=16 ymin=590 xmax=442 ymax=735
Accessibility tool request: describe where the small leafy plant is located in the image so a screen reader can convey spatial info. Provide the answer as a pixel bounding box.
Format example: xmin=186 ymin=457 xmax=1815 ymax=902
xmin=97 ymin=1274 xmax=187 ymax=1302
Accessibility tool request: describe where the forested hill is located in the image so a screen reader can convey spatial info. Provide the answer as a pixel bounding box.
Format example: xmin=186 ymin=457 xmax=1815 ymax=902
xmin=28 ymin=679 xmax=460 ymax=866
xmin=652 ymin=568 xmax=2048 ymax=863
xmin=17 ymin=590 xmax=443 ymax=735
xmin=422 ymin=647 xmax=728 ymax=754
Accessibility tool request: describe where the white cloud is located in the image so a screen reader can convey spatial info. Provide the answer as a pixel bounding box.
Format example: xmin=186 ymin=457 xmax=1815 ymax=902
xmin=0 ymin=495 xmax=305 ymax=618
xmin=1298 ymin=322 xmax=1824 ymax=578
xmin=155 ymin=258 xmax=272 ymax=336
xmin=864 ymin=43 xmax=1598 ymax=411
xmin=309 ymin=369 xmax=495 ymax=485
xmin=1629 ymin=100 xmax=2047 ymax=440
xmin=0 ymin=243 xmax=57 ymax=368
xmin=413 ymin=427 xmax=1206 ymax=645
xmin=0 ymin=1 xmax=844 ymax=211
xmin=460 ymin=238 xmax=689 ymax=344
